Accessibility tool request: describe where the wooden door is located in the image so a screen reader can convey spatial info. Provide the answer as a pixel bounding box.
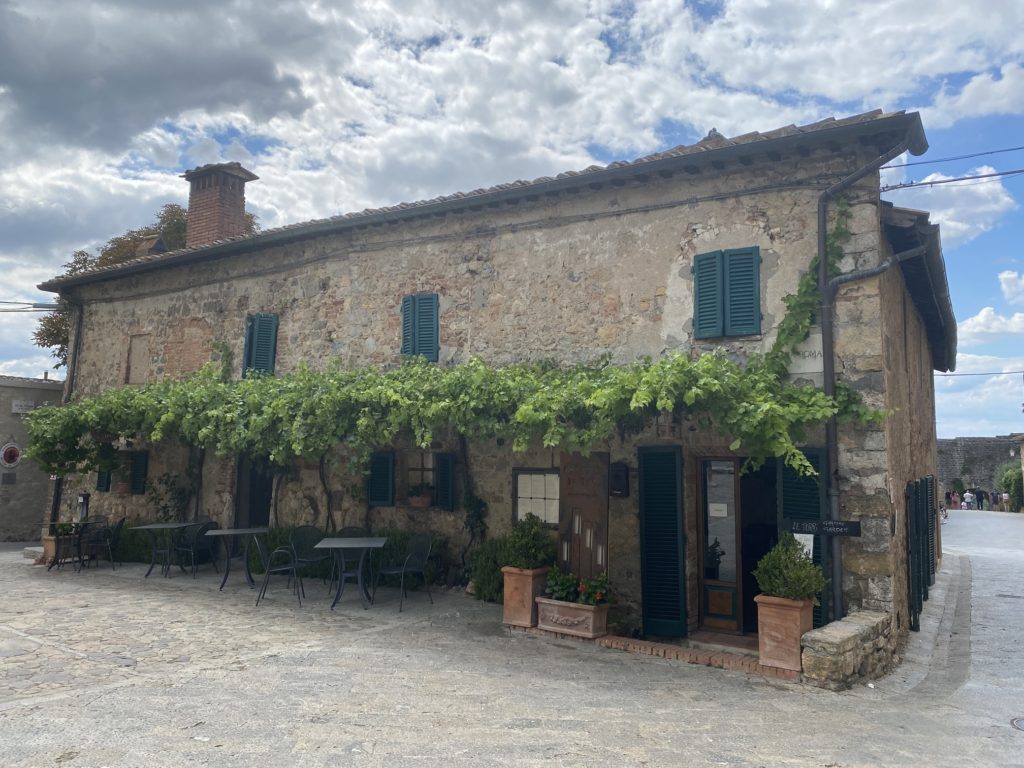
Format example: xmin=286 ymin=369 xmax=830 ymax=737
xmin=559 ymin=452 xmax=608 ymax=579
xmin=700 ymin=459 xmax=742 ymax=632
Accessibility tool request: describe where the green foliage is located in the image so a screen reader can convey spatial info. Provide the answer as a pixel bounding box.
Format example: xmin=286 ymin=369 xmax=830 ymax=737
xmin=545 ymin=568 xmax=610 ymax=604
xmin=502 ymin=513 xmax=556 ymax=569
xmin=145 ymin=472 xmax=195 ymax=522
xmin=997 ymin=462 xmax=1022 ymax=513
xmin=752 ymin=532 xmax=828 ymax=602
xmin=705 ymin=537 xmax=725 ymax=568
xmin=469 ymin=537 xmax=508 ymax=602
xmin=950 ymin=477 xmax=965 ymax=495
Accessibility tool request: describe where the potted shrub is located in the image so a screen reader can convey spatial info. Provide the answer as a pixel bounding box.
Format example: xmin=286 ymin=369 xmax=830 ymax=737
xmin=536 ymin=568 xmax=610 ymax=639
xmin=407 ymin=483 xmax=434 ymax=508
xmin=704 ymin=537 xmax=725 ymax=580
xmin=752 ymin=532 xmax=828 ymax=671
xmin=500 ymin=513 xmax=555 ymax=628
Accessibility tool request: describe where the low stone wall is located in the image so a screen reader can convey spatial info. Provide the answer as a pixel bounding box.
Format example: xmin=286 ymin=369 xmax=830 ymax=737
xmin=800 ymin=610 xmax=894 ymax=690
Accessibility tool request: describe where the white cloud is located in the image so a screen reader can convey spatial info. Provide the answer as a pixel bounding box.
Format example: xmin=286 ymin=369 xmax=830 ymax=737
xmin=934 ymin=353 xmax=1024 ymax=438
xmin=958 ymin=306 xmax=1024 ymax=346
xmin=999 ymin=271 xmax=1024 ymax=305
xmin=924 ymin=63 xmax=1024 ymax=129
xmin=885 ymin=166 xmax=1017 ymax=250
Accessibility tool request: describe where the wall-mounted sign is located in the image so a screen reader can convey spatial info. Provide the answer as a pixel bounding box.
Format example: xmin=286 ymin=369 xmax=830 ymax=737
xmin=0 ymin=442 xmax=21 ymax=468
xmin=11 ymin=399 xmax=35 ymax=414
xmin=783 ymin=518 xmax=862 ymax=537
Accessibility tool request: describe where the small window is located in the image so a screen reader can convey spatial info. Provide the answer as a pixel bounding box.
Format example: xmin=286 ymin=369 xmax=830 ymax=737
xmin=403 ymin=450 xmax=456 ymax=511
xmin=243 ymin=313 xmax=279 ymax=376
xmin=693 ymin=247 xmax=761 ymax=338
xmin=96 ymin=469 xmax=112 ymax=493
xmin=407 ymin=450 xmax=435 ymax=491
xmin=129 ymin=451 xmax=149 ymax=495
xmin=514 ymin=470 xmax=559 ymax=525
xmin=401 ymin=293 xmax=439 ymax=361
xmin=367 ymin=451 xmax=395 ymax=507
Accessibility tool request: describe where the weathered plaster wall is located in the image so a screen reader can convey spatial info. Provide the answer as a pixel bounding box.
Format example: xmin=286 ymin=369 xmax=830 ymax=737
xmin=0 ymin=378 xmax=63 ymax=540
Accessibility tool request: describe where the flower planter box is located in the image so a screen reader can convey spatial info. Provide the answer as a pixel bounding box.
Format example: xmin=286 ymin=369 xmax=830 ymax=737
xmin=536 ymin=597 xmax=609 ymax=639
xmin=501 ymin=565 xmax=550 ymax=628
xmin=754 ymin=593 xmax=813 ymax=671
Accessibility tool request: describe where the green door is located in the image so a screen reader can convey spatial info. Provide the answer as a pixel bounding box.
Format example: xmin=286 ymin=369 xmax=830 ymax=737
xmin=638 ymin=446 xmax=686 ymax=637
xmin=777 ymin=448 xmax=829 ymax=627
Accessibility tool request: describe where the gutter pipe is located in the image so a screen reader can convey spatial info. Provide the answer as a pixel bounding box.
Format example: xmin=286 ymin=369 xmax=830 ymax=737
xmin=817 ymin=140 xmax=910 ymax=622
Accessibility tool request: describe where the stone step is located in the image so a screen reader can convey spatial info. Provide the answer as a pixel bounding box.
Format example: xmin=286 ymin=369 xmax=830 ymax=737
xmin=22 ymin=546 xmax=43 ymax=560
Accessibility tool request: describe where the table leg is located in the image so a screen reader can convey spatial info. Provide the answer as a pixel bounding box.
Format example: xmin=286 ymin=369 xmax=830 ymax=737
xmin=329 ymin=550 xmax=344 ymax=611
xmin=243 ymin=535 xmax=257 ymax=588
xmin=356 ymin=548 xmax=372 ymax=609
xmin=144 ymin=531 xmax=158 ymax=578
xmin=218 ymin=536 xmax=233 ymax=591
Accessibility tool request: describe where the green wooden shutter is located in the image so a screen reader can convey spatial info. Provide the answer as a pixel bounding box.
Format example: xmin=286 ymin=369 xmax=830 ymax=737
xmin=724 ymin=247 xmax=761 ymax=336
xmin=777 ymin=448 xmax=828 ymax=627
xmin=243 ymin=313 xmax=279 ymax=376
xmin=414 ymin=293 xmax=439 ymax=362
xmin=96 ymin=469 xmax=111 ymax=492
xmin=435 ymin=452 xmax=455 ymax=511
xmin=401 ymin=296 xmax=414 ymax=355
xmin=367 ymin=451 xmax=394 ymax=507
xmin=129 ymin=451 xmax=149 ymax=495
xmin=693 ymin=251 xmax=723 ymax=338
xmin=638 ymin=446 xmax=686 ymax=637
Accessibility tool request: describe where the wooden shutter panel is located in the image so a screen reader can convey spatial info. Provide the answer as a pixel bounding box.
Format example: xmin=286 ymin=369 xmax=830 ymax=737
xmin=401 ymin=296 xmax=414 ymax=356
xmin=638 ymin=446 xmax=686 ymax=637
xmin=777 ymin=448 xmax=828 ymax=627
xmin=414 ymin=293 xmax=439 ymax=362
xmin=693 ymin=251 xmax=723 ymax=338
xmin=435 ymin=452 xmax=455 ymax=511
xmin=724 ymin=247 xmax=761 ymax=336
xmin=367 ymin=451 xmax=394 ymax=507
xmin=96 ymin=469 xmax=111 ymax=492
xmin=250 ymin=313 xmax=278 ymax=374
xmin=129 ymin=451 xmax=149 ymax=495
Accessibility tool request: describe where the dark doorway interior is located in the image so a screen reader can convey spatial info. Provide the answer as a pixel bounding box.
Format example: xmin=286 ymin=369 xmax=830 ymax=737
xmin=235 ymin=457 xmax=274 ymax=530
xmin=739 ymin=460 xmax=778 ymax=633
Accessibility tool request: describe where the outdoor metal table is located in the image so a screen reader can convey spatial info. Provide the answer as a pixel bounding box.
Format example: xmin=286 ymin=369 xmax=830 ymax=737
xmin=313 ymin=537 xmax=387 ymax=610
xmin=128 ymin=522 xmax=190 ymax=578
xmin=204 ymin=527 xmax=269 ymax=590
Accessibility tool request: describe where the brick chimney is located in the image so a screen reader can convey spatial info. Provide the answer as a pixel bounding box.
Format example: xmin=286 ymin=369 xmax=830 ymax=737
xmin=182 ymin=162 xmax=259 ymax=248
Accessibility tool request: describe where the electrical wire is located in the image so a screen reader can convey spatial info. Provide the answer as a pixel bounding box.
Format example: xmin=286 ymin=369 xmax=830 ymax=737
xmin=935 ymin=370 xmax=1024 ymax=377
xmin=881 ymin=168 xmax=1024 ymax=192
xmin=881 ymin=144 xmax=1024 ymax=170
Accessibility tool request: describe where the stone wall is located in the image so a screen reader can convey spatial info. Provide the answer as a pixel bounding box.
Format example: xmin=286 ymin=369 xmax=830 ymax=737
xmin=936 ymin=437 xmax=1018 ymax=494
xmin=0 ymin=376 xmax=64 ymax=540
xmin=801 ymin=610 xmax=895 ymax=690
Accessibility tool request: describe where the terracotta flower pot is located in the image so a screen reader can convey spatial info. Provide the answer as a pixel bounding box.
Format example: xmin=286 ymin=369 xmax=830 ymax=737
xmin=408 ymin=494 xmax=432 ymax=508
xmin=754 ymin=593 xmax=813 ymax=671
xmin=501 ymin=565 xmax=550 ymax=627
xmin=536 ymin=597 xmax=609 ymax=639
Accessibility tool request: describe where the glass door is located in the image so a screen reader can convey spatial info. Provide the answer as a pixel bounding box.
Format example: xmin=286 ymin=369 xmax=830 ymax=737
xmin=700 ymin=460 xmax=742 ymax=632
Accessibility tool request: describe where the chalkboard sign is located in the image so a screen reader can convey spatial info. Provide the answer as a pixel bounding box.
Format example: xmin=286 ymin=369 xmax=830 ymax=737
xmin=783 ymin=518 xmax=861 ymax=537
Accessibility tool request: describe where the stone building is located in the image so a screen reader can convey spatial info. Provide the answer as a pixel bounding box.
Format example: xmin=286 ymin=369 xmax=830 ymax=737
xmin=39 ymin=110 xmax=955 ymax=653
xmin=936 ymin=436 xmax=1018 ymax=498
xmin=0 ymin=375 xmax=63 ymax=540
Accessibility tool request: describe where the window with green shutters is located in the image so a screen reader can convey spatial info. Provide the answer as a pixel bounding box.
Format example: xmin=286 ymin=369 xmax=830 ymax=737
xmin=367 ymin=452 xmax=395 ymax=507
xmin=692 ymin=247 xmax=761 ymax=338
xmin=242 ymin=313 xmax=279 ymax=376
xmin=400 ymin=293 xmax=439 ymax=362
xmin=129 ymin=451 xmax=149 ymax=495
xmin=96 ymin=469 xmax=112 ymax=492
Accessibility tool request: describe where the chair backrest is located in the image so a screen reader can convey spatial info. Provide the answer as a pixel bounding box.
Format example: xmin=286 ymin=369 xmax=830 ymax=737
xmin=194 ymin=520 xmax=218 ymax=546
xmin=107 ymin=517 xmax=126 ymax=546
xmin=290 ymin=525 xmax=325 ymax=559
xmin=406 ymin=533 xmax=432 ymax=569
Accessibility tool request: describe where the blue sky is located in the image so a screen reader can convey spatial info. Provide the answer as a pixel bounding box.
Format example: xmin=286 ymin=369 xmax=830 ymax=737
xmin=0 ymin=0 xmax=1022 ymax=438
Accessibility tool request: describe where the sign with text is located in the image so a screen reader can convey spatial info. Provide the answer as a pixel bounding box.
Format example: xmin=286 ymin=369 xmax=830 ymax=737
xmin=783 ymin=518 xmax=862 ymax=537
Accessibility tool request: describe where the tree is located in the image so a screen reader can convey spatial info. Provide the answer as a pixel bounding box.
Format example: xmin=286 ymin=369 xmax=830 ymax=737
xmin=34 ymin=204 xmax=258 ymax=367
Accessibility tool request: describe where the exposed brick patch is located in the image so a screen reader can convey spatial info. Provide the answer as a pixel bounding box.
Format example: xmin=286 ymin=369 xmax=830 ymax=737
xmin=509 ymin=624 xmax=800 ymax=684
xmin=163 ymin=318 xmax=213 ymax=378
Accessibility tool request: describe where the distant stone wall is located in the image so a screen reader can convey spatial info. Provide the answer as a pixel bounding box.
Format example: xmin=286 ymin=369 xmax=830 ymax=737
xmin=937 ymin=437 xmax=1018 ymax=492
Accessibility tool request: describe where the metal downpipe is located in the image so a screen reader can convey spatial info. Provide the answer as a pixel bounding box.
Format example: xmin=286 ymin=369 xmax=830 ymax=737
xmin=818 ymin=141 xmax=909 ymax=622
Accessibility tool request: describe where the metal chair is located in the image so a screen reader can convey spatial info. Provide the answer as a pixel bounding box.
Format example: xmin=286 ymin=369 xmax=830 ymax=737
xmin=254 ymin=537 xmax=303 ymax=608
xmin=372 ymin=533 xmax=433 ymax=611
xmin=290 ymin=525 xmax=331 ymax=597
xmin=102 ymin=517 xmax=125 ymax=569
xmin=75 ymin=516 xmax=110 ymax=571
xmin=175 ymin=521 xmax=221 ymax=578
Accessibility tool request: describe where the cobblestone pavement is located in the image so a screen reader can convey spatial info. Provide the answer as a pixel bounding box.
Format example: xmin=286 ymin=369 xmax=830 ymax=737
xmin=0 ymin=513 xmax=1022 ymax=768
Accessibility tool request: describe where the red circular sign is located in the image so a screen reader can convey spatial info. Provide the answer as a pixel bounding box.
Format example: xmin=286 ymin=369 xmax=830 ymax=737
xmin=0 ymin=443 xmax=20 ymax=468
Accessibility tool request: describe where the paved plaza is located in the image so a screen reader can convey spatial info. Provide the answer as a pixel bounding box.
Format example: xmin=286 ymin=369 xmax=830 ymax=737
xmin=1 ymin=510 xmax=1022 ymax=767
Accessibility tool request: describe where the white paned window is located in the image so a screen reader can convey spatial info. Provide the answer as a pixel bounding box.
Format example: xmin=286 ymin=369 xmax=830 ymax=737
xmin=515 ymin=470 xmax=559 ymax=525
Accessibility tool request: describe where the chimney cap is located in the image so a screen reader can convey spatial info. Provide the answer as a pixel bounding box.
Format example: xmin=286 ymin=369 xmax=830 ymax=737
xmin=181 ymin=161 xmax=259 ymax=183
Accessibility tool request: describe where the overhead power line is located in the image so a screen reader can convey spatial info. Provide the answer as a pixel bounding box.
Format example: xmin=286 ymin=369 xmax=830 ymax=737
xmin=881 ymin=144 xmax=1024 ymax=170
xmin=935 ymin=370 xmax=1024 ymax=377
xmin=881 ymin=168 xmax=1024 ymax=192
